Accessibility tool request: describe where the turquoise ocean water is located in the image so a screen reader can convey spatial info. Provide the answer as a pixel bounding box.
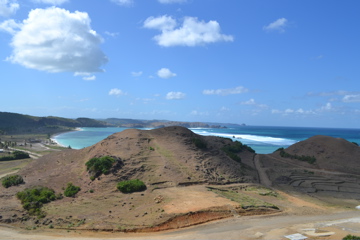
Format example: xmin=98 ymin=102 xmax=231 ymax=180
xmin=53 ymin=126 xmax=360 ymax=154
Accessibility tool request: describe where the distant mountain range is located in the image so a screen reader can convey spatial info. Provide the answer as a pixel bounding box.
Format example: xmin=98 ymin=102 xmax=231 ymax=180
xmin=0 ymin=111 xmax=243 ymax=134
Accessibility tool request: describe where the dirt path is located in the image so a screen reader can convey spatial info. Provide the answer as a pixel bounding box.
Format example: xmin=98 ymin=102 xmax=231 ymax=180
xmin=254 ymin=154 xmax=272 ymax=187
xmin=0 ymin=170 xmax=19 ymax=179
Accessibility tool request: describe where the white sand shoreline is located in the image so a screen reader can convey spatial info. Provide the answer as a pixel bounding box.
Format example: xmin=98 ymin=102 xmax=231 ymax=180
xmin=50 ymin=128 xmax=82 ymax=148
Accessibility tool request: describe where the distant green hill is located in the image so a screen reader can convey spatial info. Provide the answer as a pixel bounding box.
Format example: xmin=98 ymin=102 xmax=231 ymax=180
xmin=0 ymin=112 xmax=110 ymax=134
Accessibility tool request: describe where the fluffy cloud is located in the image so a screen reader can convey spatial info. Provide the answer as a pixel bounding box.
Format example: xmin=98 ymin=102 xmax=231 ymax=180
xmin=342 ymin=94 xmax=360 ymax=103
xmin=111 ymin=0 xmax=133 ymax=6
xmin=5 ymin=7 xmax=108 ymax=74
xmin=33 ymin=0 xmax=68 ymax=5
xmin=144 ymin=15 xmax=234 ymax=47
xmin=0 ymin=0 xmax=19 ymax=17
xmin=144 ymin=15 xmax=176 ymax=31
xmin=0 ymin=19 xmax=20 ymax=34
xmin=109 ymin=88 xmax=126 ymax=96
xmin=157 ymin=68 xmax=176 ymax=79
xmin=263 ymin=18 xmax=288 ymax=33
xmin=166 ymin=91 xmax=186 ymax=100
xmin=203 ymin=86 xmax=248 ymax=96
xmin=158 ymin=0 xmax=187 ymax=3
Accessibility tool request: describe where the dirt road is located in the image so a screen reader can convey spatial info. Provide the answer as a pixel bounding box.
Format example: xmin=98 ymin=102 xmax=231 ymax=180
xmin=0 ymin=210 xmax=359 ymax=239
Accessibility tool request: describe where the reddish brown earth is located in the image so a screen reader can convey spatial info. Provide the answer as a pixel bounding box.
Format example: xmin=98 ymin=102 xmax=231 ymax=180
xmin=1 ymin=128 xmax=360 ymax=239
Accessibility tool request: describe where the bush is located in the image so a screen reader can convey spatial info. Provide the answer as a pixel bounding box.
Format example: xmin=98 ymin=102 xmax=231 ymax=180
xmin=85 ymin=156 xmax=115 ymax=178
xmin=221 ymin=141 xmax=256 ymax=163
xmin=2 ymin=175 xmax=24 ymax=188
xmin=16 ymin=186 xmax=58 ymax=217
xmin=191 ymin=138 xmax=207 ymax=149
xmin=64 ymin=182 xmax=80 ymax=197
xmin=12 ymin=151 xmax=30 ymax=159
xmin=117 ymin=179 xmax=146 ymax=193
xmin=343 ymin=235 xmax=360 ymax=240
xmin=279 ymin=149 xmax=316 ymax=164
xmin=0 ymin=150 xmax=29 ymax=161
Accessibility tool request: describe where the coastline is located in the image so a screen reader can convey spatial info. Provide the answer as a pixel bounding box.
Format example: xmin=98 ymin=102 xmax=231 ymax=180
xmin=50 ymin=127 xmax=82 ymax=148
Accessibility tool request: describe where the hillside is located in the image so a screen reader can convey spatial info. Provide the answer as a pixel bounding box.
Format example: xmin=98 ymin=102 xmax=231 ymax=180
xmin=258 ymin=135 xmax=360 ymax=204
xmin=102 ymin=118 xmax=231 ymax=128
xmin=0 ymin=112 xmax=110 ymax=134
xmin=0 ymin=126 xmax=262 ymax=231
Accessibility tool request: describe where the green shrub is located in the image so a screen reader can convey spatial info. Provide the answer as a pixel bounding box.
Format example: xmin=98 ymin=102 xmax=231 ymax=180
xmin=85 ymin=156 xmax=115 ymax=178
xmin=16 ymin=186 xmax=58 ymax=217
xmin=221 ymin=141 xmax=256 ymax=163
xmin=2 ymin=175 xmax=24 ymax=188
xmin=0 ymin=150 xmax=30 ymax=161
xmin=279 ymin=149 xmax=316 ymax=164
xmin=191 ymin=138 xmax=207 ymax=149
xmin=343 ymin=235 xmax=360 ymax=240
xmin=117 ymin=179 xmax=146 ymax=193
xmin=64 ymin=182 xmax=80 ymax=197
xmin=12 ymin=151 xmax=30 ymax=159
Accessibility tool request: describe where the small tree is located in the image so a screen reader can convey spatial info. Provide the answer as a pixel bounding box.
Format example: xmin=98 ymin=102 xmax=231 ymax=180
xmin=64 ymin=182 xmax=81 ymax=197
xmin=117 ymin=179 xmax=146 ymax=193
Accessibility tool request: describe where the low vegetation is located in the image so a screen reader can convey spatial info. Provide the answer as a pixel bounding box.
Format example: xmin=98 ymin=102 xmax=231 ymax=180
xmin=276 ymin=148 xmax=316 ymax=164
xmin=16 ymin=186 xmax=61 ymax=217
xmin=343 ymin=235 xmax=360 ymax=240
xmin=64 ymin=182 xmax=81 ymax=197
xmin=85 ymin=156 xmax=115 ymax=179
xmin=221 ymin=141 xmax=255 ymax=163
xmin=1 ymin=174 xmax=24 ymax=188
xmin=117 ymin=179 xmax=146 ymax=193
xmin=191 ymin=137 xmax=207 ymax=149
xmin=208 ymin=186 xmax=279 ymax=210
xmin=0 ymin=150 xmax=30 ymax=161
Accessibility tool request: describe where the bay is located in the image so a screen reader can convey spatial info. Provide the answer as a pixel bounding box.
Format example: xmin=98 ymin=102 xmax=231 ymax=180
xmin=53 ymin=126 xmax=360 ymax=154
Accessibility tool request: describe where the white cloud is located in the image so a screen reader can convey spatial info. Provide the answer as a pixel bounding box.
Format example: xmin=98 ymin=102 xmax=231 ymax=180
xmin=343 ymin=94 xmax=360 ymax=103
xmin=5 ymin=7 xmax=108 ymax=74
xmin=272 ymin=108 xmax=316 ymax=115
xmin=111 ymin=0 xmax=133 ymax=7
xmin=190 ymin=110 xmax=209 ymax=116
xmin=241 ymin=98 xmax=256 ymax=105
xmin=203 ymin=86 xmax=248 ymax=96
xmin=0 ymin=19 xmax=21 ymax=34
xmin=321 ymin=102 xmax=332 ymax=111
xmin=33 ymin=0 xmax=68 ymax=5
xmin=263 ymin=18 xmax=288 ymax=33
xmin=166 ymin=91 xmax=186 ymax=100
xmin=0 ymin=0 xmax=19 ymax=17
xmin=104 ymin=31 xmax=119 ymax=37
xmin=109 ymin=88 xmax=126 ymax=96
xmin=144 ymin=15 xmax=234 ymax=47
xmin=158 ymin=0 xmax=187 ymax=4
xmin=307 ymin=90 xmax=352 ymax=97
xmin=157 ymin=68 xmax=176 ymax=79
xmin=83 ymin=75 xmax=96 ymax=81
xmin=131 ymin=71 xmax=143 ymax=77
xmin=143 ymin=15 xmax=177 ymax=31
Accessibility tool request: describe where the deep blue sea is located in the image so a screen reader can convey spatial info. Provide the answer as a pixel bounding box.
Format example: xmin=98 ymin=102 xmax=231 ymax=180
xmin=53 ymin=126 xmax=360 ymax=154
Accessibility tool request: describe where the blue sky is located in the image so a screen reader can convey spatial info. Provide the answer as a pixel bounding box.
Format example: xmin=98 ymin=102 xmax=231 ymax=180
xmin=0 ymin=0 xmax=359 ymax=128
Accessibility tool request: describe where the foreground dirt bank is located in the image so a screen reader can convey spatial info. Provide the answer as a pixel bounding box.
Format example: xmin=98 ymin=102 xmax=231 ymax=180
xmin=1 ymin=210 xmax=359 ymax=240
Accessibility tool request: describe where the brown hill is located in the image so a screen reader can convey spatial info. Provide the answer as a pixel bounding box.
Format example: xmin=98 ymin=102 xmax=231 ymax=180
xmin=284 ymin=135 xmax=360 ymax=174
xmin=258 ymin=135 xmax=360 ymax=204
xmin=1 ymin=126 xmax=258 ymax=230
